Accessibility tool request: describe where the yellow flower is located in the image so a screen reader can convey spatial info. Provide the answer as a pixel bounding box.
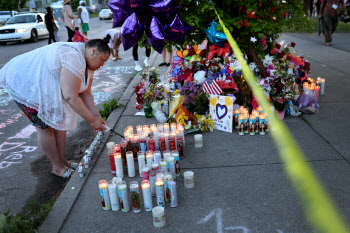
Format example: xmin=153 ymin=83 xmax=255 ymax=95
xmin=173 ymin=89 xmax=180 ymax=95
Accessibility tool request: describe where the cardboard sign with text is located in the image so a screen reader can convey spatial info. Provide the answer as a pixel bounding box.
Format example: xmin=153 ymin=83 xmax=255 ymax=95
xmin=209 ymin=95 xmax=234 ymax=133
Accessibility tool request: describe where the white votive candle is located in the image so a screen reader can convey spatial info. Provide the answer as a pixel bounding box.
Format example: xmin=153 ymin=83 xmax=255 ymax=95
xmin=108 ymin=181 xmax=120 ymax=211
xmin=118 ymin=181 xmax=130 ymax=212
xmin=114 ymin=153 xmax=124 ymax=179
xmin=184 ymin=171 xmax=194 ymax=188
xmin=194 ymin=134 xmax=203 ymax=148
xmin=152 ymin=206 xmax=166 ymax=227
xmin=137 ymin=151 xmax=145 ymax=178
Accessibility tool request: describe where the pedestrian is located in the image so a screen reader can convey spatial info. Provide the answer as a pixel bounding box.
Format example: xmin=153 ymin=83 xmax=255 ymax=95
xmin=319 ymin=0 xmax=347 ymax=46
xmin=133 ymin=43 xmax=151 ymax=71
xmin=62 ymin=0 xmax=78 ymax=42
xmin=159 ymin=46 xmax=173 ymax=67
xmin=52 ymin=14 xmax=60 ymax=43
xmin=45 ymin=6 xmax=58 ymax=44
xmin=78 ymin=0 xmax=89 ymax=37
xmin=0 ymin=35 xmax=112 ymax=178
xmin=105 ymin=28 xmax=122 ymax=61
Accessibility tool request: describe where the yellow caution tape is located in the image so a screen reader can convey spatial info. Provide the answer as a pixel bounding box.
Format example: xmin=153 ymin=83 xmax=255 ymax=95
xmin=214 ymin=8 xmax=349 ymax=233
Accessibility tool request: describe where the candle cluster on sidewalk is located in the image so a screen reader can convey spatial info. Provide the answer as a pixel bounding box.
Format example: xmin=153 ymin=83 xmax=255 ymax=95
xmin=302 ymin=77 xmax=325 ymax=101
xmin=234 ymin=106 xmax=269 ymax=136
xmin=98 ymin=124 xmax=194 ymax=228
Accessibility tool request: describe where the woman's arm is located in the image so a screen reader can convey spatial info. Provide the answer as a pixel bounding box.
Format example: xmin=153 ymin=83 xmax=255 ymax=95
xmin=67 ymin=6 xmax=78 ymax=19
xmin=60 ymin=68 xmax=104 ymax=130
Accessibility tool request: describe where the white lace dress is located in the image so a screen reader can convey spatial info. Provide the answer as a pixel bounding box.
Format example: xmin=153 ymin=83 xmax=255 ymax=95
xmin=0 ymin=42 xmax=94 ymax=131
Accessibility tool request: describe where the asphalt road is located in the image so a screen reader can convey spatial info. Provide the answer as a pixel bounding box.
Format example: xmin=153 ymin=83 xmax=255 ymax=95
xmin=0 ymin=17 xmax=153 ymax=215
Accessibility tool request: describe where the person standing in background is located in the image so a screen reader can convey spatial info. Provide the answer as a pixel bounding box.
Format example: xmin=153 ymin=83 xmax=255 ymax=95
xmin=78 ymin=1 xmax=89 ymax=37
xmin=319 ymin=0 xmax=347 ymax=46
xmin=45 ymin=7 xmax=57 ymax=44
xmin=105 ymin=28 xmax=122 ymax=61
xmin=159 ymin=46 xmax=173 ymax=67
xmin=62 ymin=0 xmax=78 ymax=42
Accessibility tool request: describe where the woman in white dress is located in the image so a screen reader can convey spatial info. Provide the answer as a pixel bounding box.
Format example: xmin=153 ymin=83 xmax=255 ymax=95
xmin=0 ymin=35 xmax=111 ymax=178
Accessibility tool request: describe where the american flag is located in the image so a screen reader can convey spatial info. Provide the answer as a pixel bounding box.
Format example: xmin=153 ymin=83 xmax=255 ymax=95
xmin=202 ymin=72 xmax=222 ymax=95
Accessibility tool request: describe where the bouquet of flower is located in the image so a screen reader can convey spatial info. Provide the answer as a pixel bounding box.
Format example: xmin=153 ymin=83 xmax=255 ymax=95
xmin=140 ymin=84 xmax=164 ymax=107
xmin=140 ymin=66 xmax=160 ymax=85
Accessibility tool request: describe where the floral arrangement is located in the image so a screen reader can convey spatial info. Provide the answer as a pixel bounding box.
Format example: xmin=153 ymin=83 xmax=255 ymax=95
xmin=140 ymin=66 xmax=160 ymax=85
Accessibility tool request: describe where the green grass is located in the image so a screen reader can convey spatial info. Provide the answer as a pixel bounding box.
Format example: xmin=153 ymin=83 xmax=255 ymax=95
xmin=89 ymin=13 xmax=99 ymax=18
xmin=283 ymin=18 xmax=350 ymax=33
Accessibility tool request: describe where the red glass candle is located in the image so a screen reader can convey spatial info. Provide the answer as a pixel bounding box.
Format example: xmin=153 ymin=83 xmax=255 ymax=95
xmin=108 ymin=149 xmax=116 ymax=175
xmin=168 ymin=135 xmax=176 ymax=151
xmin=148 ymin=136 xmax=155 ymax=152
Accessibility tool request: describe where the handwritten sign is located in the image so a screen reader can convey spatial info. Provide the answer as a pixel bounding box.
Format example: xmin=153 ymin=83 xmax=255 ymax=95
xmin=209 ymin=95 xmax=234 ymax=133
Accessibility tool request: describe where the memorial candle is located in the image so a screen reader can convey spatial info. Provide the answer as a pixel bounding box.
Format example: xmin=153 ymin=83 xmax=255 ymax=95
xmin=244 ymin=113 xmax=249 ymax=134
xmin=158 ymin=133 xmax=166 ymax=153
xmin=171 ymin=150 xmax=180 ymax=176
xmin=163 ymin=150 xmax=171 ymax=163
xmin=163 ymin=123 xmax=169 ymax=132
xmin=167 ymin=156 xmax=176 ymax=177
xmin=98 ymin=180 xmax=111 ymax=210
xmin=126 ymin=125 xmax=133 ymax=134
xmin=321 ymin=78 xmax=325 ymax=94
xmin=141 ymin=165 xmax=150 ymax=181
xmin=152 ymin=127 xmax=159 ymax=150
xmin=137 ymin=151 xmax=145 ymax=178
xmin=118 ymin=181 xmax=130 ymax=212
xmin=130 ymin=181 xmax=141 ymax=213
xmin=108 ymin=149 xmax=116 ymax=175
xmin=163 ymin=172 xmax=173 ymax=202
xmin=259 ymin=114 xmax=266 ymax=135
xmin=136 ymin=125 xmax=142 ymax=136
xmin=126 ymin=151 xmax=135 ymax=177
xmin=139 ymin=135 xmax=147 ymax=154
xmin=155 ymin=178 xmax=165 ymax=207
xmin=249 ymin=115 xmax=256 ymax=136
xmin=177 ymin=126 xmax=185 ymax=147
xmin=309 ymin=85 xmax=314 ymax=98
xmin=303 ymin=82 xmax=309 ymax=95
xmin=106 ymin=142 xmax=115 ymax=150
xmin=151 ymin=161 xmax=159 ymax=171
xmin=146 ymin=150 xmax=154 ymax=167
xmin=164 ymin=132 xmax=170 ymax=150
xmin=131 ymin=135 xmax=139 ymax=158
xmin=141 ymin=180 xmax=152 ymax=211
xmin=152 ymin=207 xmax=166 ymax=227
xmin=149 ymin=166 xmax=157 ymax=196
xmin=157 ymin=123 xmax=163 ymax=132
xmin=168 ymin=134 xmax=176 ymax=151
xmin=148 ymin=136 xmax=155 ymax=151
xmin=183 ymin=171 xmax=194 ymax=188
xmin=314 ymin=86 xmax=320 ymax=101
xmin=108 ymin=181 xmax=120 ymax=211
xmin=168 ymin=180 xmax=178 ymax=207
xmin=154 ymin=150 xmax=161 ymax=163
xmin=256 ymin=106 xmax=263 ymax=114
xmin=114 ymin=153 xmax=124 ymax=179
xmin=170 ymin=123 xmax=177 ymax=132
xmin=120 ymin=140 xmax=128 ymax=164
xmin=176 ymin=134 xmax=184 ymax=159
xmin=234 ymin=108 xmax=240 ymax=129
xmin=159 ymin=159 xmax=168 ymax=173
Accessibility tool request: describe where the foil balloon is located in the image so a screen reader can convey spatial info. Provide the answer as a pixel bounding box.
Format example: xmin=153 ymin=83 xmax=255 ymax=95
xmin=121 ymin=13 xmax=144 ymax=51
xmin=126 ymin=0 xmax=145 ymax=15
xmin=165 ymin=14 xmax=186 ymax=43
xmin=145 ymin=16 xmax=165 ymax=54
xmin=108 ymin=4 xmax=128 ymax=27
xmin=108 ymin=0 xmax=126 ymax=10
xmin=149 ymin=0 xmax=175 ymax=24
xmin=203 ymin=20 xmax=227 ymax=48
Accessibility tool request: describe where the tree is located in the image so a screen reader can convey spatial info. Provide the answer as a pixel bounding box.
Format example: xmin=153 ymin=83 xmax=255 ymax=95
xmin=0 ymin=0 xmax=28 ymax=15
xmin=177 ymin=0 xmax=309 ymax=78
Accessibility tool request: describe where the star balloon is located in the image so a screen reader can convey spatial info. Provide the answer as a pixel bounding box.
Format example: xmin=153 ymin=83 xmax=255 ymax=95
xmin=203 ymin=20 xmax=227 ymax=48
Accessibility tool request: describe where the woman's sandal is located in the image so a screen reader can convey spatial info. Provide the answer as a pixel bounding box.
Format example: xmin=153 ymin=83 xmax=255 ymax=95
xmin=159 ymin=62 xmax=167 ymax=66
xmin=69 ymin=162 xmax=78 ymax=170
xmin=50 ymin=168 xmax=74 ymax=179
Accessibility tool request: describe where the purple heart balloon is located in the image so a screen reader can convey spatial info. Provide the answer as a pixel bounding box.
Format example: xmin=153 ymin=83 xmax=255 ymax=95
xmin=145 ymin=16 xmax=165 ymax=54
xmin=165 ymin=14 xmax=185 ymax=43
xmin=126 ymin=0 xmax=145 ymax=15
xmin=108 ymin=4 xmax=128 ymax=27
xmin=108 ymin=0 xmax=126 ymax=11
xmin=149 ymin=0 xmax=175 ymax=24
xmin=121 ymin=13 xmax=144 ymax=51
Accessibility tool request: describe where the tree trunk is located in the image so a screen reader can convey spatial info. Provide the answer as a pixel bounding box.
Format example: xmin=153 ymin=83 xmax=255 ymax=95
xmin=303 ymin=0 xmax=312 ymax=18
xmin=249 ymin=44 xmax=268 ymax=79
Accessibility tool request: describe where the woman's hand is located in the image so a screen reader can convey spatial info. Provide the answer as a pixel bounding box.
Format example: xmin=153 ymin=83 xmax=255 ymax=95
xmin=90 ymin=117 xmax=106 ymax=132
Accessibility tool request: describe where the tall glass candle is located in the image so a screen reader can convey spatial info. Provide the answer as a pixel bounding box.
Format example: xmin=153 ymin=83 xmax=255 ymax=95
xmin=146 ymin=150 xmax=154 ymax=167
xmin=177 ymin=126 xmax=185 ymax=147
xmin=176 ymin=134 xmax=184 ymax=159
xmin=137 ymin=125 xmax=142 ymax=136
xmin=126 ymin=125 xmax=133 ymax=134
xmin=171 ymin=150 xmax=180 ymax=176
xmin=244 ymin=113 xmax=249 ymax=134
xmin=114 ymin=153 xmax=124 ymax=179
xmin=154 ymin=150 xmax=161 ymax=163
xmin=157 ymin=123 xmax=163 ymax=132
xmin=168 ymin=180 xmax=178 ymax=207
xmin=163 ymin=123 xmax=169 ymax=132
xmin=149 ymin=167 xmax=157 ymax=196
xmin=314 ymin=86 xmax=320 ymax=101
xmin=264 ymin=112 xmax=269 ymax=133
xmin=118 ymin=181 xmax=130 ymax=212
xmin=106 ymin=142 xmax=115 ymax=150
xmin=142 ymin=180 xmax=152 ymax=211
xmin=158 ymin=133 xmax=166 ymax=153
xmin=108 ymin=149 xmax=116 ymax=175
xmin=163 ymin=172 xmax=173 ymax=202
xmin=159 ymin=159 xmax=168 ymax=173
xmin=126 ymin=151 xmax=135 ymax=177
xmin=151 ymin=161 xmax=160 ymax=171
xmin=170 ymin=123 xmax=177 ymax=132
xmin=249 ymin=115 xmax=256 ymax=136
xmin=321 ymin=78 xmax=325 ymax=94
xmin=148 ymin=136 xmax=156 ymax=151
xmin=137 ymin=151 xmax=145 ymax=178
xmin=256 ymin=106 xmax=263 ymax=114
xmin=155 ymin=178 xmax=165 ymax=207
xmin=108 ymin=181 xmax=120 ymax=211
xmin=164 ymin=132 xmax=169 ymax=150
xmin=99 ymin=180 xmax=111 ymax=210
xmin=163 ymin=150 xmax=171 ymax=163
xmin=168 ymin=134 xmax=176 ymax=151
xmin=259 ymin=114 xmax=266 ymax=135
xmin=167 ymin=156 xmax=176 ymax=177
xmin=139 ymin=135 xmax=147 ymax=154
xmin=121 ymin=140 xmax=128 ymax=164
xmin=234 ymin=108 xmax=240 ymax=129
xmin=131 ymin=135 xmax=139 ymax=158
xmin=309 ymin=85 xmax=314 ymax=98
xmin=303 ymin=82 xmax=309 ymax=95
xmin=238 ymin=114 xmax=244 ymax=136
xmin=130 ymin=181 xmax=141 ymax=213
xmin=141 ymin=165 xmax=150 ymax=181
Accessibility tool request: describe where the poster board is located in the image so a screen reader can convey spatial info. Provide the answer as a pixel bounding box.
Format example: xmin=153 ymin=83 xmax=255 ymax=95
xmin=209 ymin=95 xmax=234 ymax=133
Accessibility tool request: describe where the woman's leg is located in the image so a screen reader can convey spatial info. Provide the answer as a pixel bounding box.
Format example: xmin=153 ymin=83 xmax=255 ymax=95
xmin=168 ymin=50 xmax=173 ymax=63
xmin=132 ymin=44 xmax=139 ymax=61
xmin=36 ymin=127 xmax=68 ymax=176
xmin=162 ymin=48 xmax=166 ymax=63
xmin=53 ymin=129 xmax=69 ymax=167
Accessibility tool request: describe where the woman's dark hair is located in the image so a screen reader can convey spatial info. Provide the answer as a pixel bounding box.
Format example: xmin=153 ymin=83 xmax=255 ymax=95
xmin=86 ymin=34 xmax=111 ymax=55
xmin=46 ymin=7 xmax=52 ymax=14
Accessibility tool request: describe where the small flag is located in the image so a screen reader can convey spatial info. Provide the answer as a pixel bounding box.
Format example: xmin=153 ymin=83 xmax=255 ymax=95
xmin=203 ymin=72 xmax=223 ymax=95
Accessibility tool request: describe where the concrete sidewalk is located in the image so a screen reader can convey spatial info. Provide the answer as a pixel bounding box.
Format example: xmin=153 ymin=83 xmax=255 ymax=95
xmin=39 ymin=34 xmax=350 ymax=233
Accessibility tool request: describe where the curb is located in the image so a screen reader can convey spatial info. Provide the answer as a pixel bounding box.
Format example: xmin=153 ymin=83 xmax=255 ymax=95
xmin=38 ymin=51 xmax=159 ymax=233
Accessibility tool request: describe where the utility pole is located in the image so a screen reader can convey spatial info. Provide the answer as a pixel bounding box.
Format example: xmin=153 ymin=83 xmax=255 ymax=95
xmin=18 ymin=0 xmax=21 ymax=12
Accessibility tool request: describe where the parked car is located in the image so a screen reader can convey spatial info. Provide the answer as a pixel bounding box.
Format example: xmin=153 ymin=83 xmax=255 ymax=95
xmin=99 ymin=9 xmax=113 ymax=20
xmin=0 ymin=13 xmax=59 ymax=45
xmin=0 ymin=11 xmax=18 ymax=24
